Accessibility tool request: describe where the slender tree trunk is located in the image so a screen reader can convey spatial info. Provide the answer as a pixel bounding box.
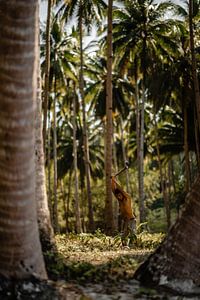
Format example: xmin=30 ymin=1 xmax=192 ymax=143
xmin=189 ymin=0 xmax=200 ymax=133
xmin=36 ymin=52 xmax=54 ymax=253
xmin=138 ymin=81 xmax=145 ymax=223
xmin=134 ymin=74 xmax=141 ymax=220
xmin=43 ymin=0 xmax=52 ymax=157
xmin=79 ymin=1 xmax=94 ymax=232
xmin=73 ymin=89 xmax=82 ymax=234
xmin=66 ymin=169 xmax=72 ymax=233
xmin=194 ymin=113 xmax=200 ymax=170
xmin=113 ymin=135 xmax=119 ymax=230
xmin=134 ymin=175 xmax=200 ymax=294
xmin=183 ymin=104 xmax=191 ymax=192
xmin=0 ymin=1 xmax=47 ymax=279
xmin=120 ymin=116 xmax=131 ymax=194
xmin=105 ymin=0 xmax=115 ymax=235
xmin=154 ymin=115 xmax=171 ymax=229
xmin=53 ymin=73 xmax=59 ymax=233
xmin=47 ymin=111 xmax=53 ymax=223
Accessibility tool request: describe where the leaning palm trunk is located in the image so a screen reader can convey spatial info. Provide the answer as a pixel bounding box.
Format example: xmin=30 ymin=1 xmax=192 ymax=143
xmin=134 ymin=174 xmax=200 ymax=294
xmin=73 ymin=92 xmax=82 ymax=233
xmin=105 ymin=0 xmax=115 ymax=235
xmin=79 ymin=1 xmax=94 ymax=232
xmin=0 ymin=1 xmax=46 ymax=279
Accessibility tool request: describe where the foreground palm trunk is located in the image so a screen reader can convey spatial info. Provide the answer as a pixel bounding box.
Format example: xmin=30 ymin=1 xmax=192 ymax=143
xmin=134 ymin=175 xmax=200 ymax=294
xmin=0 ymin=1 xmax=46 ymax=279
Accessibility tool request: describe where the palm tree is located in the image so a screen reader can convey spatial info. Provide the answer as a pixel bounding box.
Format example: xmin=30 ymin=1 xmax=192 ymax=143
xmin=36 ymin=60 xmax=55 ymax=252
xmin=0 ymin=0 xmax=46 ymax=279
xmin=43 ymin=0 xmax=53 ymax=158
xmin=112 ymin=0 xmax=181 ymax=223
xmin=72 ymin=82 xmax=82 ymax=233
xmin=56 ymin=0 xmax=107 ymax=232
xmin=188 ymin=0 xmax=200 ymax=131
xmin=104 ymin=0 xmax=115 ymax=234
xmin=41 ymin=16 xmax=79 ymax=232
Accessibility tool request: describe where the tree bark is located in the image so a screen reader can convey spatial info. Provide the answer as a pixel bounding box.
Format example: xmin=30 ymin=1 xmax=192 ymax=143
xmin=43 ymin=0 xmax=52 ymax=158
xmin=0 ymin=0 xmax=46 ymax=279
xmin=154 ymin=115 xmax=171 ymax=229
xmin=183 ymin=104 xmax=191 ymax=192
xmin=73 ymin=90 xmax=82 ymax=233
xmin=105 ymin=0 xmax=115 ymax=235
xmin=138 ymin=81 xmax=145 ymax=223
xmin=36 ymin=52 xmax=54 ymax=254
xmin=79 ymin=0 xmax=94 ymax=232
xmin=189 ymin=0 xmax=200 ymax=133
xmin=134 ymin=175 xmax=200 ymax=294
xmin=53 ymin=72 xmax=59 ymax=233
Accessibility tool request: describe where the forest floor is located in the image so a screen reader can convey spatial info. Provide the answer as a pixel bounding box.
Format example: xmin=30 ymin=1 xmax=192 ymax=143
xmin=44 ymin=231 xmax=198 ymax=299
xmin=1 ymin=232 xmax=198 ymax=299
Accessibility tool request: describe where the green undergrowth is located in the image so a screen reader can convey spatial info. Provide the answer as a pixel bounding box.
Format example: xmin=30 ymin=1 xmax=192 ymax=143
xmin=45 ymin=230 xmax=164 ymax=284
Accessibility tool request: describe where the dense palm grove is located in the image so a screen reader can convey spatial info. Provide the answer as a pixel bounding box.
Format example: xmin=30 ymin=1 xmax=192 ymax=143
xmin=0 ymin=0 xmax=200 ymax=298
xmin=41 ymin=0 xmax=200 ymax=236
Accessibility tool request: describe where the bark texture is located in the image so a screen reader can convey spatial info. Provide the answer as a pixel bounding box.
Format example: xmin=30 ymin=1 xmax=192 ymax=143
xmin=105 ymin=0 xmax=115 ymax=235
xmin=134 ymin=175 xmax=200 ymax=293
xmin=0 ymin=0 xmax=46 ymax=279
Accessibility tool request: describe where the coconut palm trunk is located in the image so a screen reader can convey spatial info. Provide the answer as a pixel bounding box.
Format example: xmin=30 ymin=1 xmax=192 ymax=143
xmin=183 ymin=104 xmax=191 ymax=192
xmin=79 ymin=1 xmax=94 ymax=232
xmin=120 ymin=117 xmax=131 ymax=194
xmin=189 ymin=0 xmax=200 ymax=133
xmin=0 ymin=0 xmax=46 ymax=279
xmin=73 ymin=90 xmax=82 ymax=234
xmin=53 ymin=72 xmax=59 ymax=233
xmin=43 ymin=0 xmax=52 ymax=157
xmin=105 ymin=0 xmax=115 ymax=235
xmin=154 ymin=115 xmax=171 ymax=229
xmin=138 ymin=80 xmax=145 ymax=223
xmin=36 ymin=59 xmax=54 ymax=252
xmin=134 ymin=174 xmax=200 ymax=293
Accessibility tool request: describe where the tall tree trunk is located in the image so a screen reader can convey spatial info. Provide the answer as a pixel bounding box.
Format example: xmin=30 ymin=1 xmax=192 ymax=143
xmin=0 ymin=0 xmax=46 ymax=279
xmin=66 ymin=169 xmax=72 ymax=233
xmin=120 ymin=116 xmax=131 ymax=194
xmin=134 ymin=175 xmax=200 ymax=294
xmin=194 ymin=112 xmax=200 ymax=170
xmin=105 ymin=0 xmax=115 ymax=235
xmin=79 ymin=1 xmax=94 ymax=232
xmin=154 ymin=115 xmax=171 ymax=229
xmin=189 ymin=0 xmax=200 ymax=133
xmin=73 ymin=90 xmax=82 ymax=234
xmin=183 ymin=104 xmax=191 ymax=192
xmin=42 ymin=0 xmax=52 ymax=158
xmin=138 ymin=81 xmax=145 ymax=223
xmin=36 ymin=53 xmax=54 ymax=253
xmin=53 ymin=74 xmax=59 ymax=233
xmin=134 ymin=73 xmax=141 ymax=222
xmin=47 ymin=111 xmax=53 ymax=223
xmin=113 ymin=135 xmax=119 ymax=230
